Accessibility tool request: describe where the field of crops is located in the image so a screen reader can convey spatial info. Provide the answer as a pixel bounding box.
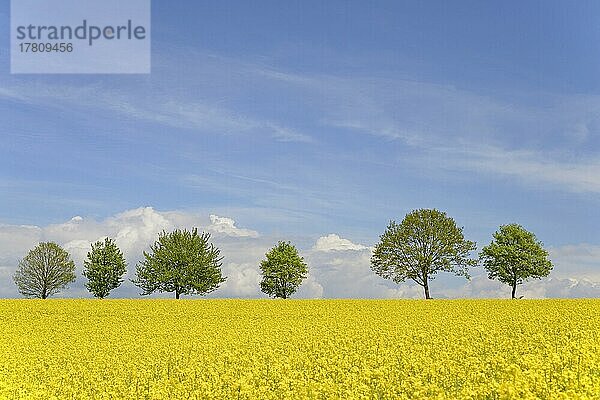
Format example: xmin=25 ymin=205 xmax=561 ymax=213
xmin=0 ymin=299 xmax=599 ymax=399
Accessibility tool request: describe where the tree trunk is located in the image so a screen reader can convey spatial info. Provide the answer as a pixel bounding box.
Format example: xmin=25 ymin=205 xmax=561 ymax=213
xmin=175 ymin=291 xmax=180 ymax=300
xmin=423 ymin=280 xmax=431 ymax=300
xmin=511 ymin=282 xmax=517 ymax=299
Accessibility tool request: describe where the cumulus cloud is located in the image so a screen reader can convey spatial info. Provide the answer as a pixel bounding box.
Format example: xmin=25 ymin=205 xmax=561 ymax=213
xmin=0 ymin=224 xmax=42 ymax=262
xmin=208 ymin=215 xmax=259 ymax=238
xmin=296 ymin=273 xmax=325 ymax=298
xmin=218 ymin=262 xmax=262 ymax=298
xmin=313 ymin=234 xmax=370 ymax=252
xmin=305 ymin=243 xmax=409 ymax=298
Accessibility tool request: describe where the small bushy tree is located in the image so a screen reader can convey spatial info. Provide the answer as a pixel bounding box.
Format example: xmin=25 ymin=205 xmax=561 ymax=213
xmin=133 ymin=228 xmax=225 ymax=299
xmin=83 ymin=238 xmax=127 ymax=299
xmin=260 ymin=241 xmax=308 ymax=299
xmin=14 ymin=242 xmax=76 ymax=299
xmin=480 ymin=224 xmax=553 ymax=299
xmin=371 ymin=209 xmax=477 ymax=299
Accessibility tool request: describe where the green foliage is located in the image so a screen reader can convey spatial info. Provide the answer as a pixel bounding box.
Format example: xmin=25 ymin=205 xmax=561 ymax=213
xmin=480 ymin=224 xmax=553 ymax=299
xmin=260 ymin=241 xmax=308 ymax=299
xmin=371 ymin=209 xmax=477 ymax=299
xmin=13 ymin=242 xmax=76 ymax=299
xmin=83 ymin=238 xmax=127 ymax=299
xmin=133 ymin=228 xmax=225 ymax=299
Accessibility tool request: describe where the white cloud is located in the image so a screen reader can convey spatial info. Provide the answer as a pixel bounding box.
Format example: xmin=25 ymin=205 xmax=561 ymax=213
xmin=208 ymin=215 xmax=259 ymax=238
xmin=548 ymin=243 xmax=600 ymax=280
xmin=313 ymin=234 xmax=370 ymax=252
xmin=305 ymin=246 xmax=406 ymax=298
xmin=63 ymin=239 xmax=96 ymax=261
xmin=218 ymin=262 xmax=262 ymax=298
xmin=110 ymin=207 xmax=173 ymax=255
xmin=296 ymin=273 xmax=325 ymax=298
xmin=0 ymin=224 xmax=42 ymax=261
xmin=519 ymin=277 xmax=600 ymax=299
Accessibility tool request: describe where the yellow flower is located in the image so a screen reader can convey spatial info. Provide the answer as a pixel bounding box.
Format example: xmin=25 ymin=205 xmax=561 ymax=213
xmin=0 ymin=299 xmax=598 ymax=399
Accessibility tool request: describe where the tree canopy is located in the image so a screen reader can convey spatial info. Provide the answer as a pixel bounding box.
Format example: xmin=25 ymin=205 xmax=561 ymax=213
xmin=371 ymin=209 xmax=477 ymax=299
xmin=133 ymin=228 xmax=225 ymax=299
xmin=13 ymin=242 xmax=76 ymax=299
xmin=260 ymin=241 xmax=308 ymax=299
xmin=83 ymin=238 xmax=127 ymax=299
xmin=480 ymin=224 xmax=553 ymax=299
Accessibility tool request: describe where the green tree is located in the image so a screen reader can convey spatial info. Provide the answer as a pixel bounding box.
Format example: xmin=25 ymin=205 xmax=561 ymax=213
xmin=133 ymin=228 xmax=225 ymax=299
xmin=480 ymin=224 xmax=553 ymax=299
xmin=83 ymin=238 xmax=127 ymax=299
xmin=371 ymin=209 xmax=477 ymax=299
xmin=260 ymin=241 xmax=308 ymax=299
xmin=13 ymin=242 xmax=76 ymax=299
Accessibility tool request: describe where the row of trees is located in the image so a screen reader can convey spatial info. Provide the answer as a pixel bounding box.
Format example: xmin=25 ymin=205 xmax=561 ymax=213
xmin=13 ymin=229 xmax=307 ymax=300
xmin=11 ymin=209 xmax=552 ymax=300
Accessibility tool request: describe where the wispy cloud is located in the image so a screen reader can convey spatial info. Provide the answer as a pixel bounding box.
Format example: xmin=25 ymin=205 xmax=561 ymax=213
xmin=245 ymin=64 xmax=600 ymax=195
xmin=4 ymin=49 xmax=598 ymax=167
xmin=0 ymin=78 xmax=315 ymax=143
xmin=267 ymin=123 xmax=314 ymax=143
xmin=269 ymin=72 xmax=600 ymax=194
xmin=447 ymin=145 xmax=600 ymax=193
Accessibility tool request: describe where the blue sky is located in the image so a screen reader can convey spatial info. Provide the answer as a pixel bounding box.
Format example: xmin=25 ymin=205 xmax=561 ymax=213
xmin=1 ymin=1 xmax=599 ymax=298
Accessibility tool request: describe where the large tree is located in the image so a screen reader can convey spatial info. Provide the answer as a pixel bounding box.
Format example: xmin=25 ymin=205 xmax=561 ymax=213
xmin=371 ymin=209 xmax=477 ymax=299
xmin=260 ymin=241 xmax=308 ymax=299
xmin=480 ymin=224 xmax=553 ymax=299
xmin=83 ymin=238 xmax=127 ymax=299
xmin=13 ymin=242 xmax=76 ymax=299
xmin=133 ymin=228 xmax=225 ymax=299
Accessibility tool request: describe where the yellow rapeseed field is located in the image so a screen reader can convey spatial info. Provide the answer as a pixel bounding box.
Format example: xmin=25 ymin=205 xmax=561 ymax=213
xmin=0 ymin=299 xmax=599 ymax=399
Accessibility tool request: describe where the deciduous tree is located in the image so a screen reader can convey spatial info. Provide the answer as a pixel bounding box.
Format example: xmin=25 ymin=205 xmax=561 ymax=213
xmin=260 ymin=241 xmax=308 ymax=299
xmin=371 ymin=209 xmax=477 ymax=299
xmin=14 ymin=242 xmax=76 ymax=299
xmin=480 ymin=224 xmax=553 ymax=299
xmin=83 ymin=238 xmax=127 ymax=299
xmin=133 ymin=228 xmax=225 ymax=299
